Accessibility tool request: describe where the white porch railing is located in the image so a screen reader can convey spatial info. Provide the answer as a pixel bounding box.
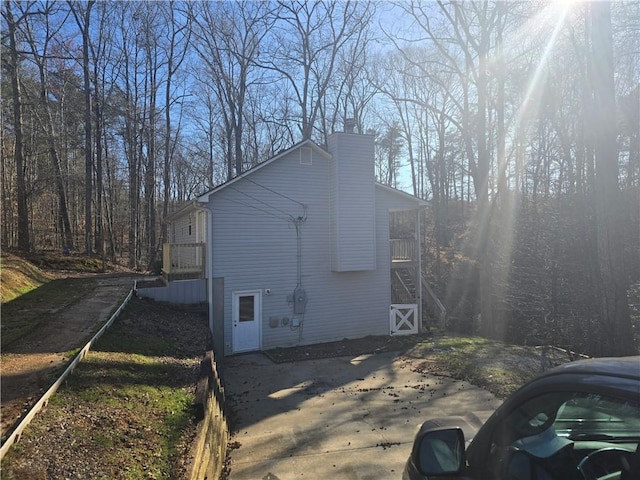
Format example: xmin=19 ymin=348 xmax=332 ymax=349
xmin=390 ymin=238 xmax=416 ymax=262
xmin=162 ymin=242 xmax=205 ymax=278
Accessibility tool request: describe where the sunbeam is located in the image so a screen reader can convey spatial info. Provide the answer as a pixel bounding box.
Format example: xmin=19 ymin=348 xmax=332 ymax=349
xmin=445 ymin=0 xmax=580 ymax=338
xmin=513 ymin=1 xmax=575 ymax=134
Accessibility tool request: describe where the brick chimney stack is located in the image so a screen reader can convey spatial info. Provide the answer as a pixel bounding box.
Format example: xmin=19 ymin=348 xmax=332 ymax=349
xmin=344 ymin=118 xmax=355 ymax=134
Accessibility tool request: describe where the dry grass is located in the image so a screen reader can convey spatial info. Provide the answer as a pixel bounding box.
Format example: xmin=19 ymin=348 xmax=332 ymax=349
xmin=404 ymin=335 xmax=578 ymax=398
xmin=0 ymin=253 xmax=52 ymax=303
xmin=1 ymin=275 xmax=99 ymax=349
xmin=0 ymin=252 xmax=134 ymax=349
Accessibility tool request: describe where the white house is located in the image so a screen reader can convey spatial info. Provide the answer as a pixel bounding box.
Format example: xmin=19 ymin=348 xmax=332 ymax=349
xmin=143 ymin=129 xmax=427 ymax=357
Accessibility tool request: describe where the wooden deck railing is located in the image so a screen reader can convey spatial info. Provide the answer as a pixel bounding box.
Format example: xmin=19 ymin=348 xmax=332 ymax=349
xmin=390 ymin=238 xmax=417 ymax=263
xmin=162 ymin=242 xmax=205 ymax=278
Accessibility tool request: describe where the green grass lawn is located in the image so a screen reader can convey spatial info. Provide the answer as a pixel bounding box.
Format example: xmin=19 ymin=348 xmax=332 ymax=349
xmin=1 ymin=298 xmax=210 ymax=479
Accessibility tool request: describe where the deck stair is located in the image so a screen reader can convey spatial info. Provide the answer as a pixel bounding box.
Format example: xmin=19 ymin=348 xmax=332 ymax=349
xmin=392 ymin=268 xmax=416 ymax=304
xmin=421 ymin=272 xmax=447 ymax=328
xmin=391 ymin=268 xmax=448 ymax=329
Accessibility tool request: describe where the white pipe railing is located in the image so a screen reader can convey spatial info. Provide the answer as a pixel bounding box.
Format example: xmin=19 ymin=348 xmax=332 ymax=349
xmin=421 ymin=272 xmax=447 ymax=328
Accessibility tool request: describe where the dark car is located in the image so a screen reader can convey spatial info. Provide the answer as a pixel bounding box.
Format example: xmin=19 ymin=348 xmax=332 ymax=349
xmin=403 ymin=356 xmax=640 ymax=480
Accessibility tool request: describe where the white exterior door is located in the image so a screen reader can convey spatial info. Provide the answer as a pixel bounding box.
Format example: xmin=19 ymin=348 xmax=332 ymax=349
xmin=232 ymin=290 xmax=262 ymax=353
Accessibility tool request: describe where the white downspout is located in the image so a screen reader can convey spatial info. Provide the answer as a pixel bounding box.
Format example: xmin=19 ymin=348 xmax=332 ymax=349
xmin=416 ymin=207 xmax=423 ymax=332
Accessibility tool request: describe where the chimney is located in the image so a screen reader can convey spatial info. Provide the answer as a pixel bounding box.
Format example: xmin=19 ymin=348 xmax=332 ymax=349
xmin=344 ymin=118 xmax=355 ymax=134
xmin=327 ymin=130 xmax=376 ymax=272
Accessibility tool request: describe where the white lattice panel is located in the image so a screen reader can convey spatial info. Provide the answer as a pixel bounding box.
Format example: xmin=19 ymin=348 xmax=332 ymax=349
xmin=390 ymin=304 xmax=418 ymax=335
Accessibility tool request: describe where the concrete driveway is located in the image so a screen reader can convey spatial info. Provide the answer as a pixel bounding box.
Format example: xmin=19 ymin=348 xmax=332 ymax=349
xmin=224 ymin=350 xmax=501 ymax=480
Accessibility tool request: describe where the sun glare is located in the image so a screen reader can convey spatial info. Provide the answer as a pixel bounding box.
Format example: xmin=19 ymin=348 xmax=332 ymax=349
xmin=513 ymin=1 xmax=575 ymax=132
xmin=450 ymin=0 xmax=580 ymax=338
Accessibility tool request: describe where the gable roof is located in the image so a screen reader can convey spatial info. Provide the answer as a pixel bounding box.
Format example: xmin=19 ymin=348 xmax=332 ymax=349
xmin=194 ymin=137 xmax=427 ymax=208
xmin=375 ymin=182 xmax=428 ymax=207
xmin=166 ymin=199 xmax=202 ymax=223
xmin=197 ymin=139 xmax=331 ymax=203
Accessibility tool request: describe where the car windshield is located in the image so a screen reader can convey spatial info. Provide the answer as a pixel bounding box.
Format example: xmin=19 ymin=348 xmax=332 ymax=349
xmin=554 ymin=394 xmax=640 ymax=440
xmin=502 ymin=392 xmax=640 ymax=442
xmin=484 ymin=390 xmax=640 ymax=479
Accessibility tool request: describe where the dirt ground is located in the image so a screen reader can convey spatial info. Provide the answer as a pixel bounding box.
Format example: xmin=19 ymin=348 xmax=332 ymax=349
xmin=264 ymin=333 xmax=578 ymax=399
xmin=0 ymin=274 xmax=136 ymax=440
xmin=264 ymin=335 xmax=421 ymax=363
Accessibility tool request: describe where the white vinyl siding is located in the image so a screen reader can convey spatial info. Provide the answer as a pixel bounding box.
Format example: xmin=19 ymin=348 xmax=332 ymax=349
xmin=205 ymin=138 xmax=423 ymax=355
xmin=172 ymin=209 xmax=206 ymax=244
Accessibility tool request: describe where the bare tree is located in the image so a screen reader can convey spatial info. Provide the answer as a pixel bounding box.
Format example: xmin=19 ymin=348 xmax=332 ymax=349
xmin=69 ymin=0 xmax=94 ymax=255
xmin=140 ymin=2 xmax=161 ymax=270
xmin=89 ymin=0 xmax=111 ymax=258
xmin=324 ymin=10 xmax=377 ymax=136
xmin=265 ymin=0 xmax=373 ymax=143
xmin=115 ymin=2 xmax=144 ymax=268
xmin=20 ymin=0 xmax=74 ymax=250
xmin=160 ymin=1 xmax=190 ymax=246
xmin=590 ymin=1 xmax=635 ymax=355
xmin=2 ymin=0 xmax=31 ymax=251
xmin=190 ymin=1 xmax=273 ymax=179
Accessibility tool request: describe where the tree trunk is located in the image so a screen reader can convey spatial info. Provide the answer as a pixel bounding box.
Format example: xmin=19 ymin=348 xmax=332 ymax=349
xmin=5 ymin=1 xmax=30 ymax=251
xmin=590 ymin=2 xmax=636 ymax=355
xmin=476 ymin=33 xmax=495 ymax=338
xmin=123 ymin=40 xmax=139 ymax=269
xmin=94 ymin=88 xmax=103 ymax=257
xmin=145 ymin=56 xmax=157 ymax=270
xmin=77 ymin=1 xmax=94 ymax=255
xmin=39 ymin=74 xmax=74 ymax=250
xmin=50 ymin=143 xmax=74 ymax=250
xmin=162 ymin=67 xmax=172 ymax=246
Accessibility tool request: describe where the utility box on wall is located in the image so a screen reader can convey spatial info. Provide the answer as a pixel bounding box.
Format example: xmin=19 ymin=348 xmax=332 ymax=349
xmin=293 ymin=287 xmax=307 ymax=314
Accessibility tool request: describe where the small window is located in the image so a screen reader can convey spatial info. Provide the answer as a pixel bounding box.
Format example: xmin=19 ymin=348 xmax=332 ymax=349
xmin=239 ymin=295 xmax=255 ymax=322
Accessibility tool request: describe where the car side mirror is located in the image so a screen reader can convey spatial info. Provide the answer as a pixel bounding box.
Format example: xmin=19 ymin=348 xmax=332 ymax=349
xmin=415 ymin=427 xmax=466 ymax=476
